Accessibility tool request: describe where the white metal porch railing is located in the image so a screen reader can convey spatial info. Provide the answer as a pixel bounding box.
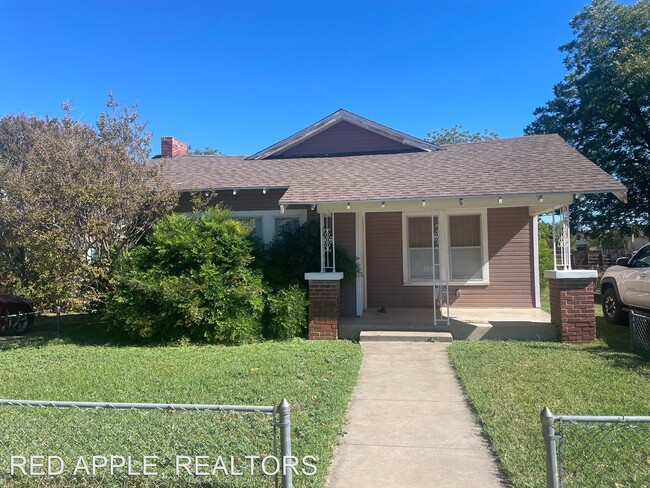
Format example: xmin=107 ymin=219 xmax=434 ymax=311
xmin=551 ymin=205 xmax=572 ymax=271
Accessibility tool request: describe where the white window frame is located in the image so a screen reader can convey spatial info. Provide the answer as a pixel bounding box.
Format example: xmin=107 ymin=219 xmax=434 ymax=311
xmin=402 ymin=208 xmax=489 ymax=286
xmin=230 ymin=209 xmax=307 ymax=244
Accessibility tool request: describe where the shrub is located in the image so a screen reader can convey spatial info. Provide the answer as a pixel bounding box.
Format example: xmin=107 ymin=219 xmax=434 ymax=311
xmin=106 ymin=206 xmax=265 ymax=344
xmin=254 ymin=221 xmax=358 ymax=289
xmin=250 ymin=221 xmax=358 ymax=340
xmin=263 ymin=284 xmax=308 ymax=340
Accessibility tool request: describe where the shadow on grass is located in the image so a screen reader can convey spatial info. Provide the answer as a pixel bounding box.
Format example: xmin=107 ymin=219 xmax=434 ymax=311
xmin=0 ymin=314 xmax=160 ymax=351
xmin=522 ymin=310 xmax=649 ymax=380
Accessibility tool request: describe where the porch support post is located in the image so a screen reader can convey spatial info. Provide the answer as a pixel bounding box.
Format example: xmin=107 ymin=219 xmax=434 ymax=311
xmin=305 ymin=272 xmax=344 ymax=340
xmin=532 ymin=216 xmax=541 ymax=308
xmin=332 ymin=212 xmax=336 ymax=272
xmin=320 ymin=213 xmax=325 ymax=272
xmin=551 ymin=205 xmax=572 ymax=271
xmin=544 ymin=270 xmax=597 ymax=343
xmin=320 ymin=213 xmax=336 ymax=272
xmin=354 ymin=211 xmax=364 ymax=317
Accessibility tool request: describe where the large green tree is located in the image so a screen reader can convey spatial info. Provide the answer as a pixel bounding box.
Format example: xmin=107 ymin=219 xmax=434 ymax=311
xmin=0 ymin=95 xmax=177 ymax=309
xmin=526 ymin=0 xmax=650 ymax=238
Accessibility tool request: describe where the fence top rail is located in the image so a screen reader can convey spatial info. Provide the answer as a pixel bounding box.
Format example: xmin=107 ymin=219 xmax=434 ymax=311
xmin=631 ymin=309 xmax=650 ymax=317
xmin=556 ymin=415 xmax=650 ymax=423
xmin=0 ymin=398 xmax=276 ymax=413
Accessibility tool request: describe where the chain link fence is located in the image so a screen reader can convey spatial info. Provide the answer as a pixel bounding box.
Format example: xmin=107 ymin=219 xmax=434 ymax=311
xmin=630 ymin=309 xmax=650 ymax=355
xmin=541 ymin=407 xmax=650 ymax=487
xmin=0 ymin=399 xmax=294 ymax=487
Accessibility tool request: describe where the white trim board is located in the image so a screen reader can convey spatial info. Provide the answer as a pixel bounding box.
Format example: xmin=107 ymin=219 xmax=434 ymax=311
xmin=532 ymin=216 xmax=541 ymax=308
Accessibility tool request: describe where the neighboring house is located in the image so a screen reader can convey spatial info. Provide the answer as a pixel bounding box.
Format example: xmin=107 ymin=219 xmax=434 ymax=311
xmin=158 ymin=109 xmax=626 ymax=342
xmin=625 ymin=234 xmax=649 ymax=252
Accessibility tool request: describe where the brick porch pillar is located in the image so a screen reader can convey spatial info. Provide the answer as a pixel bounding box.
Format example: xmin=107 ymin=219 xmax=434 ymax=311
xmin=544 ymin=270 xmax=598 ymax=343
xmin=305 ymin=272 xmax=343 ymax=340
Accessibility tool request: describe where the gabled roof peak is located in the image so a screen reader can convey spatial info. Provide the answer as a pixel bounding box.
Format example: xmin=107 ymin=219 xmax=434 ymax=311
xmin=247 ymin=109 xmax=443 ymax=160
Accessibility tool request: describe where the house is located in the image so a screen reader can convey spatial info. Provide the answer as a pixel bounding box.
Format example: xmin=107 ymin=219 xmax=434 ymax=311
xmin=158 ymin=109 xmax=627 ymax=343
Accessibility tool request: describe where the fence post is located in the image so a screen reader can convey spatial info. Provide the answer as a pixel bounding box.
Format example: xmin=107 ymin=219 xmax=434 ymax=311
xmin=56 ymin=306 xmax=61 ymax=335
xmin=278 ymin=398 xmax=292 ymax=488
xmin=629 ymin=310 xmax=636 ymax=353
xmin=541 ymin=406 xmax=560 ymax=488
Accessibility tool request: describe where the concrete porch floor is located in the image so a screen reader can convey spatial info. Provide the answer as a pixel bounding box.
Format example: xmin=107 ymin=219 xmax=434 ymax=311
xmin=339 ymin=307 xmax=555 ymax=341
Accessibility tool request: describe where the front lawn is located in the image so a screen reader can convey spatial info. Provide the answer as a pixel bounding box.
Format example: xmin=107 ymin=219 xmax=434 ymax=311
xmin=0 ymin=316 xmax=362 ymax=487
xmin=448 ymin=307 xmax=649 ymax=487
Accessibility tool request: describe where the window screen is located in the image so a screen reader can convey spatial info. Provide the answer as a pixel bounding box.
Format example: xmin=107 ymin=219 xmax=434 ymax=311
xmin=407 ymin=216 xmax=440 ymax=281
xmin=449 ymin=215 xmax=482 ymax=280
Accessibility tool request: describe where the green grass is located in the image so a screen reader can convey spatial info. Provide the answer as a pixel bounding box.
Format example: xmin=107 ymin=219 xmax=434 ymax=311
xmin=0 ymin=316 xmax=363 ymax=487
xmin=448 ymin=306 xmax=650 ymax=487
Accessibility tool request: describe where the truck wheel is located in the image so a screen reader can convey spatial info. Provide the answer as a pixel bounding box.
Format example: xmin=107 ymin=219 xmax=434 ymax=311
xmin=602 ymin=288 xmax=625 ymax=325
xmin=7 ymin=306 xmax=32 ymax=335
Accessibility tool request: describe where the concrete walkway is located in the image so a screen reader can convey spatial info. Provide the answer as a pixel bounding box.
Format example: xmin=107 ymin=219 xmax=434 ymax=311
xmin=327 ymin=342 xmax=504 ymax=488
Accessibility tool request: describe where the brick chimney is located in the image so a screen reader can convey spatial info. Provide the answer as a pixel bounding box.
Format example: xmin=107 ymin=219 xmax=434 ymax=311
xmin=161 ymin=137 xmax=188 ymax=158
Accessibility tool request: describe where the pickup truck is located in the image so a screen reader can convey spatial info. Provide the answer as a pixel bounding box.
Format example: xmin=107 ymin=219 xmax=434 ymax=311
xmin=600 ymin=243 xmax=650 ymax=324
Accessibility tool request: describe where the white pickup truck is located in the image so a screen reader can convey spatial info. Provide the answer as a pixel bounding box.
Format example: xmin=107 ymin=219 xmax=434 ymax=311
xmin=601 ymin=243 xmax=650 ymax=324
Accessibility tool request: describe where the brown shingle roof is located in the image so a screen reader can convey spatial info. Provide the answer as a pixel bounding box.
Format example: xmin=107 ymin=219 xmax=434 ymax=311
xmin=159 ymin=134 xmax=626 ymax=204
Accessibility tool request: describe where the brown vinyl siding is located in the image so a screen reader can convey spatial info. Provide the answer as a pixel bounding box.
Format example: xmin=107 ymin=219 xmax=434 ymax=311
xmin=334 ymin=213 xmax=356 ymax=316
xmin=275 ymin=121 xmax=417 ymax=158
xmin=365 ymin=207 xmax=534 ymax=309
xmin=177 ymin=188 xmax=288 ymax=212
xmin=176 ymin=189 xmax=318 ymax=220
xmin=452 ymin=207 xmax=534 ymax=307
xmin=366 ymin=212 xmax=433 ymax=308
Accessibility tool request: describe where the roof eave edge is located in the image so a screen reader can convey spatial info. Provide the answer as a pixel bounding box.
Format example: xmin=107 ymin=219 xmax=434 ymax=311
xmin=279 ymin=188 xmax=628 ymax=206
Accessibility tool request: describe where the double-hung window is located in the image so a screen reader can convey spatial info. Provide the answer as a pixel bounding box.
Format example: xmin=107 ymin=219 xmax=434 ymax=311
xmin=407 ymin=216 xmax=440 ymax=281
xmin=405 ymin=212 xmax=486 ymax=285
xmin=449 ymin=214 xmax=483 ymax=281
xmin=230 ymin=210 xmax=306 ymax=244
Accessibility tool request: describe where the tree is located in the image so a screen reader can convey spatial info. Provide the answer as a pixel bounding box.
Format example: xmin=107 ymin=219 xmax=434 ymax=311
xmin=0 ymin=95 xmax=177 ymax=309
xmin=426 ymin=125 xmax=498 ymax=145
xmin=526 ymin=0 xmax=650 ymax=239
xmin=189 ymin=146 xmax=221 ymax=155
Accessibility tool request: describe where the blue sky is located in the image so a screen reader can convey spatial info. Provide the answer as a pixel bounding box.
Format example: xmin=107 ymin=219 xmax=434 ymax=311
xmin=0 ymin=1 xmax=620 ymax=155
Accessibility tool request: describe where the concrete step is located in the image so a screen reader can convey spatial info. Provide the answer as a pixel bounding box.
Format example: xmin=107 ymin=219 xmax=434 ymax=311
xmin=359 ymin=331 xmax=453 ymax=343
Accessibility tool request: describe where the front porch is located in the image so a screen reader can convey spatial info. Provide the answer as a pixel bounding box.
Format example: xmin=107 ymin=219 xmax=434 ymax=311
xmin=339 ymin=307 xmax=555 ymax=341
xmin=305 ymin=196 xmax=603 ymax=343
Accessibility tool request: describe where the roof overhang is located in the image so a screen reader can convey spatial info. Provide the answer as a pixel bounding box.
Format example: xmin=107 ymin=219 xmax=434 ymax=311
xmin=281 ymin=190 xmax=627 ymax=215
xmin=612 ymin=189 xmax=628 ymax=203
